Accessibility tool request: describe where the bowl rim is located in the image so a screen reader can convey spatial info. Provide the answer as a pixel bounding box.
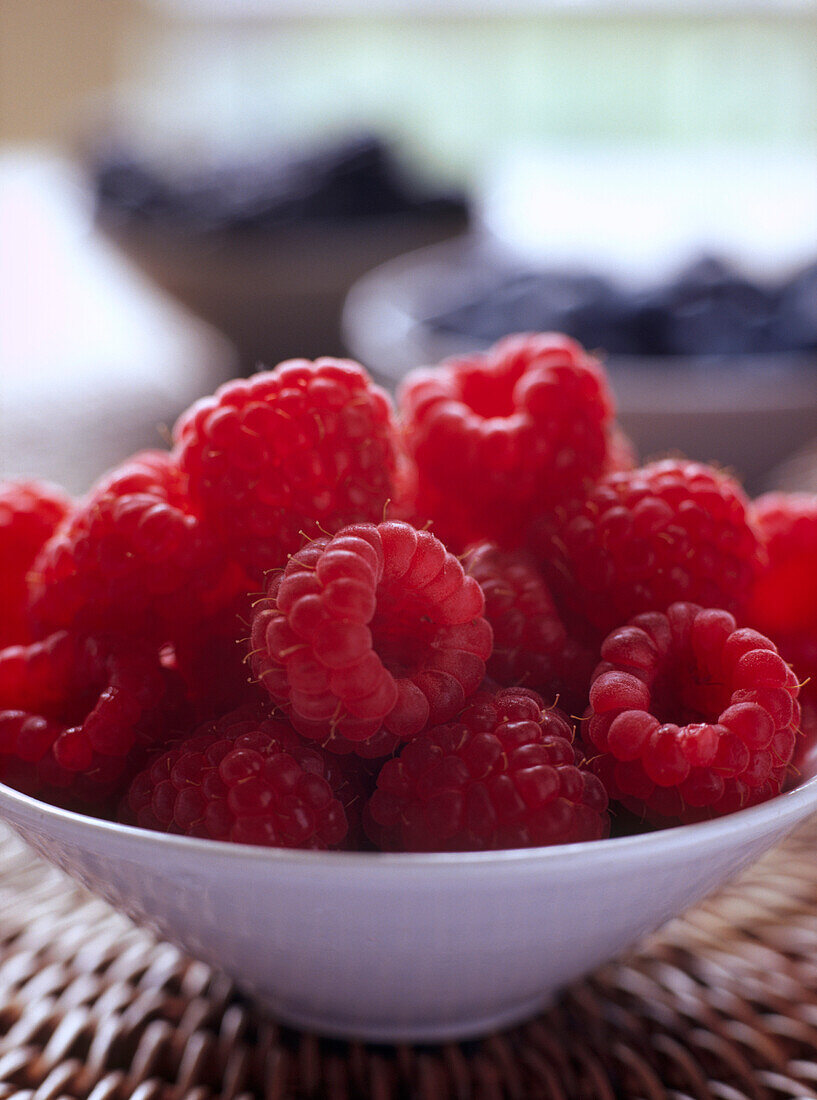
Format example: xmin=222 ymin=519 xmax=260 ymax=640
xmin=2 ymin=770 xmax=817 ymax=872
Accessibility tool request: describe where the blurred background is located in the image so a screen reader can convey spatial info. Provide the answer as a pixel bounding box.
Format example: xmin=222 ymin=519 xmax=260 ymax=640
xmin=3 ymin=0 xmax=817 ymax=494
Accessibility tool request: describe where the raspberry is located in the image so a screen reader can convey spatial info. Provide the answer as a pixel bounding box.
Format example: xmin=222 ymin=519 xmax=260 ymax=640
xmin=748 ymin=493 xmax=817 ymax=704
xmin=463 ymin=541 xmax=593 ymax=711
xmin=603 ymin=425 xmax=637 ymax=474
xmin=796 ymin=698 xmax=817 ymax=769
xmin=123 ymin=705 xmax=351 ymax=849
xmin=173 ymin=359 xmax=401 ymax=577
xmin=0 ymin=630 xmax=176 ymax=810
xmin=249 ymin=521 xmax=492 ymax=749
xmin=302 ymin=724 xmax=404 ymax=761
xmin=0 ymin=480 xmax=72 ymax=647
xmin=366 ymin=687 xmax=609 ymax=851
xmin=323 ymin=751 xmax=379 ymax=848
xmin=385 ymin=449 xmax=422 ymax=525
xmin=534 ymin=460 xmax=761 ymax=639
xmin=398 ymin=332 xmax=616 ymax=550
xmin=584 ymin=602 xmax=801 ymax=823
xmin=171 ymin=597 xmax=264 ymax=721
xmin=30 ymin=452 xmax=238 ymax=645
xmin=797 ymin=698 xmax=817 ymax=782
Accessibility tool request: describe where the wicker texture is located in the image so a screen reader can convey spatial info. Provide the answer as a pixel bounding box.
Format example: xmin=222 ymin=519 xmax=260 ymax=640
xmin=0 ymin=822 xmax=817 ymax=1099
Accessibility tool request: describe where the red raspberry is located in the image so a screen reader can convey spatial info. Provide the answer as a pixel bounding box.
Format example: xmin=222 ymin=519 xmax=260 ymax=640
xmin=300 ymin=724 xmax=404 ymax=761
xmin=795 ymin=697 xmax=817 ymax=769
xmin=249 ymin=521 xmax=492 ymax=749
xmin=398 ymin=332 xmax=616 ymax=550
xmin=463 ymin=542 xmax=594 ymax=711
xmin=0 ymin=480 xmax=72 ymax=647
xmin=534 ymin=460 xmax=761 ymax=638
xmin=171 ymin=594 xmax=264 ymax=721
xmin=584 ymin=602 xmax=801 ymax=823
xmin=366 ymin=687 xmax=609 ymax=851
xmin=384 ymin=449 xmax=421 ymax=525
xmin=603 ymin=425 xmax=637 ymax=474
xmin=123 ymin=705 xmax=351 ymax=849
xmin=0 ymin=630 xmax=176 ymax=810
xmin=173 ymin=359 xmax=401 ymax=577
xmin=796 ymin=698 xmax=817 ymax=783
xmin=748 ymin=493 xmax=817 ymax=704
xmin=30 ymin=452 xmax=238 ymax=645
xmin=321 ymin=751 xmax=379 ymax=848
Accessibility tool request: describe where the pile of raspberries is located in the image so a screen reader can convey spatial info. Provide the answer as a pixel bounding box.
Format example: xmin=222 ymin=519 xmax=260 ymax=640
xmin=1 ymin=336 xmax=813 ymax=852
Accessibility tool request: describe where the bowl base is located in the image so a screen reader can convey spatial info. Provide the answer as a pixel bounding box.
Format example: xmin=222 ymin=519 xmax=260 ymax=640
xmin=252 ymin=991 xmax=556 ymax=1045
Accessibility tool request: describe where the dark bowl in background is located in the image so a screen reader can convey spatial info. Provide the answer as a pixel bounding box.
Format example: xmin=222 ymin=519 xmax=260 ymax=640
xmin=91 ymin=135 xmax=470 ymax=371
xmin=343 ymin=237 xmax=817 ymax=491
xmin=100 ymin=212 xmax=469 ymax=371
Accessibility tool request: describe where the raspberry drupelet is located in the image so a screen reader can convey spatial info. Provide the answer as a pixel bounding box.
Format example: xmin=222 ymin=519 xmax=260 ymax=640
xmin=534 ymin=459 xmax=762 ymax=639
xmin=29 ymin=451 xmax=239 ymax=646
xmin=398 ymin=332 xmax=616 ymax=551
xmin=0 ymin=629 xmax=177 ymax=811
xmin=463 ymin=542 xmax=594 ymax=711
xmin=0 ymin=479 xmax=72 ymax=647
xmin=748 ymin=492 xmax=817 ymax=704
xmin=123 ymin=705 xmax=354 ymax=849
xmin=584 ymin=602 xmax=801 ymax=824
xmin=249 ymin=521 xmax=492 ymax=749
xmin=173 ymin=359 xmax=402 ymax=577
xmin=366 ymin=687 xmax=609 ymax=851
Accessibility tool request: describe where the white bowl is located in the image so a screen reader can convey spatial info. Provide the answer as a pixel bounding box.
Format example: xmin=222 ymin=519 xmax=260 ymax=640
xmin=1 ymin=776 xmax=816 ymax=1044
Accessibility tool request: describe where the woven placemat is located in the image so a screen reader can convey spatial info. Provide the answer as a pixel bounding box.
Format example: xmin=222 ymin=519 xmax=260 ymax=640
xmin=1 ymin=823 xmax=817 ymax=1100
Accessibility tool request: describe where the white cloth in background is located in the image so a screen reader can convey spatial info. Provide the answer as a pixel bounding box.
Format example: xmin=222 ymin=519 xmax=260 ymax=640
xmin=0 ymin=153 xmax=235 ymax=495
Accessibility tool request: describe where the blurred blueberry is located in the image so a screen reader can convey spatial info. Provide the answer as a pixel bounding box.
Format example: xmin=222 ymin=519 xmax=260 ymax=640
xmin=629 ymin=256 xmax=780 ymax=357
xmin=92 ymin=133 xmax=468 ymax=233
xmin=426 ymin=269 xmax=634 ymax=353
xmin=776 ymin=262 xmax=817 ymax=351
